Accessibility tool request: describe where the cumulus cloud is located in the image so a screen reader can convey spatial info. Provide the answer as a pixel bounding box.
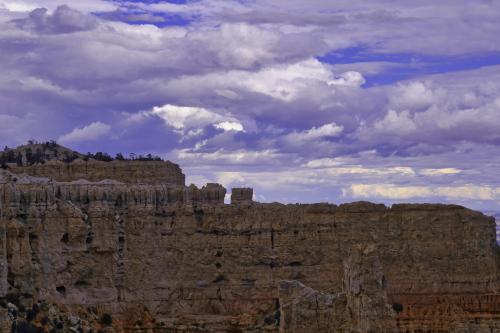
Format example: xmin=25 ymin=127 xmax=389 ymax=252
xmin=284 ymin=122 xmax=344 ymax=143
xmin=12 ymin=5 xmax=98 ymax=33
xmin=389 ymin=81 xmax=441 ymax=110
xmin=1 ymin=0 xmax=116 ymax=13
xmin=115 ymin=0 xmax=500 ymax=55
xmin=166 ymin=58 xmax=364 ymax=106
xmin=147 ymin=104 xmax=244 ymax=135
xmin=58 ymin=122 xmax=111 ymax=144
xmin=355 ymin=73 xmax=500 ymax=154
xmin=328 ymin=71 xmax=366 ymax=87
xmin=373 ymin=110 xmax=417 ymax=136
xmin=214 ymin=121 xmax=245 ymax=132
xmin=1 ymin=2 xmax=500 ymax=211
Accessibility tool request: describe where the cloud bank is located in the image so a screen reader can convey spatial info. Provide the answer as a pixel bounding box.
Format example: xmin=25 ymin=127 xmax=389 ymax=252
xmin=0 ymin=1 xmax=499 ymax=211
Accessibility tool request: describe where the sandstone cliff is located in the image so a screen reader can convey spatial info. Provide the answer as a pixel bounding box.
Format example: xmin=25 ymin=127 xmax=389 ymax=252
xmin=0 ymin=149 xmax=499 ymax=333
xmin=1 ymin=143 xmax=185 ymax=185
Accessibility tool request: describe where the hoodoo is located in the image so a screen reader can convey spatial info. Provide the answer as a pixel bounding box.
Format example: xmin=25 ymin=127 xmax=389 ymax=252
xmin=0 ymin=144 xmax=499 ymax=332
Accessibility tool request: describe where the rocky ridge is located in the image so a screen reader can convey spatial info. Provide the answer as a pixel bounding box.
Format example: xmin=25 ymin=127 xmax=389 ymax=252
xmin=0 ymin=145 xmax=499 ymax=333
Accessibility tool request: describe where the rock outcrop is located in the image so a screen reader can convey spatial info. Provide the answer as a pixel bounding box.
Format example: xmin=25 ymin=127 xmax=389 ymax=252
xmin=279 ymin=245 xmax=397 ymax=333
xmin=0 ymin=147 xmax=499 ymax=333
xmin=6 ymin=159 xmax=185 ymax=185
xmin=231 ymin=188 xmax=253 ymax=204
xmin=1 ymin=143 xmax=185 ymax=185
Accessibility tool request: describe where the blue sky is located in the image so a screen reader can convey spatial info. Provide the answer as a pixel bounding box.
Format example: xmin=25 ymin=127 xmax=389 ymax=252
xmin=1 ymin=0 xmax=500 ymax=212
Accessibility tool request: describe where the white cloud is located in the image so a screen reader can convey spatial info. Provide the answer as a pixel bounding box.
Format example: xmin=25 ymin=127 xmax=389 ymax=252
xmin=362 ymin=76 xmax=500 ymax=146
xmin=242 ymin=59 xmax=364 ymax=101
xmin=1 ymin=1 xmax=34 ymax=12
xmin=1 ymin=0 xmax=117 ymax=13
xmin=328 ymin=71 xmax=366 ymax=87
xmin=214 ymin=121 xmax=245 ymax=132
xmin=150 ymin=104 xmax=243 ymax=135
xmin=168 ymin=58 xmax=364 ymax=103
xmin=152 ymin=104 xmax=216 ymax=130
xmin=175 ymin=148 xmax=285 ymax=165
xmin=236 ymin=58 xmax=335 ymax=101
xmin=434 ymin=186 xmax=496 ymax=201
xmin=213 ymin=169 xmax=329 ymax=191
xmin=284 ymin=122 xmax=343 ymax=143
xmin=373 ymin=110 xmax=417 ymax=135
xmin=346 ymin=184 xmax=432 ymax=199
xmin=58 ymin=121 xmax=111 ymax=144
xmin=0 ymin=113 xmax=37 ymax=144
xmin=390 ymin=81 xmax=441 ymax=110
xmin=420 ymin=168 xmax=462 ymax=176
xmin=345 ymin=184 xmax=500 ymax=201
xmin=305 ymin=157 xmax=347 ymax=168
xmin=202 ymin=23 xmax=280 ymax=68
xmin=302 ymin=123 xmax=344 ymax=139
xmin=327 ymin=166 xmax=415 ymax=177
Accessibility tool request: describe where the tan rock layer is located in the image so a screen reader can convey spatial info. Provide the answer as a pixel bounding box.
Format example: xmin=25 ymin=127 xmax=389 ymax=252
xmin=6 ymin=159 xmax=185 ymax=185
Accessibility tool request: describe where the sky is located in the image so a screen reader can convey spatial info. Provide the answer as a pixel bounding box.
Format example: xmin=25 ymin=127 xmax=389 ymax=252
xmin=1 ymin=1 xmax=500 ymax=212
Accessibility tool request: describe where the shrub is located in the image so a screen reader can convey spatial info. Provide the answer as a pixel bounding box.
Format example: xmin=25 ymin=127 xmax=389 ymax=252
xmin=392 ymin=302 xmax=404 ymax=314
xmin=26 ymin=309 xmax=36 ymax=322
xmin=100 ymin=313 xmax=112 ymax=326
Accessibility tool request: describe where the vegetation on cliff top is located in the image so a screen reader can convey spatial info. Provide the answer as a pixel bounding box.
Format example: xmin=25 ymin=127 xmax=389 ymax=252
xmin=0 ymin=140 xmax=164 ymax=169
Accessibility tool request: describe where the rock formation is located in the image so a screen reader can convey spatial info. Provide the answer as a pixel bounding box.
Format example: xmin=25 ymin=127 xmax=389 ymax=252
xmin=279 ymin=245 xmax=397 ymax=333
xmin=0 ymin=144 xmax=499 ymax=333
xmin=0 ymin=143 xmax=185 ymax=185
xmin=231 ymin=188 xmax=253 ymax=205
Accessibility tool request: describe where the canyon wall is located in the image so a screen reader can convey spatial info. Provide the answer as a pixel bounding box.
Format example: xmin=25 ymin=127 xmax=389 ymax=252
xmin=6 ymin=159 xmax=185 ymax=186
xmin=0 ymin=167 xmax=499 ymax=333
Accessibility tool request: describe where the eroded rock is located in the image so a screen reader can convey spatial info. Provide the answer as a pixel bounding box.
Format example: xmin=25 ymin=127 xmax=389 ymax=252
xmin=0 ymin=154 xmax=499 ymax=332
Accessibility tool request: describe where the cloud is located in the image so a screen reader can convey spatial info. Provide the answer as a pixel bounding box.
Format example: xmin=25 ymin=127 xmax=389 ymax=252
xmin=58 ymin=121 xmax=111 ymax=144
xmin=345 ymin=184 xmax=500 ymax=201
xmin=328 ymin=71 xmax=366 ymax=87
xmin=434 ymin=186 xmax=498 ymax=201
xmin=420 ymin=168 xmax=462 ymax=176
xmin=373 ymin=110 xmax=417 ymax=136
xmin=389 ymin=81 xmax=441 ymax=110
xmin=116 ymin=0 xmax=500 ymax=55
xmin=1 ymin=0 xmax=117 ymax=13
xmin=346 ymin=184 xmax=432 ymax=199
xmin=0 ymin=113 xmax=38 ymax=145
xmin=327 ymin=166 xmax=415 ymax=177
xmin=147 ymin=104 xmax=244 ymax=135
xmin=175 ymin=148 xmax=285 ymax=165
xmin=214 ymin=121 xmax=245 ymax=132
xmin=300 ymin=123 xmax=344 ymax=139
xmin=355 ymin=74 xmax=500 ymax=153
xmin=12 ymin=5 xmax=98 ymax=34
xmin=166 ymin=58 xmax=364 ymax=106
xmin=304 ymin=157 xmax=347 ymax=168
xmin=0 ymin=2 xmax=500 ymax=211
xmin=283 ymin=122 xmax=344 ymax=143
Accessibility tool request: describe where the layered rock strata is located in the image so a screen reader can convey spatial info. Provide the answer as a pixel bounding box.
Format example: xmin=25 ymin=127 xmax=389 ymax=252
xmin=0 ymin=166 xmax=499 ymax=333
xmin=6 ymin=159 xmax=185 ymax=185
xmin=231 ymin=188 xmax=253 ymax=204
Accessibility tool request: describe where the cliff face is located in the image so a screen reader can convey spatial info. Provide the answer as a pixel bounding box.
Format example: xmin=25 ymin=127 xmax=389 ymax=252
xmin=0 ymin=164 xmax=499 ymax=333
xmin=5 ymin=159 xmax=185 ymax=185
